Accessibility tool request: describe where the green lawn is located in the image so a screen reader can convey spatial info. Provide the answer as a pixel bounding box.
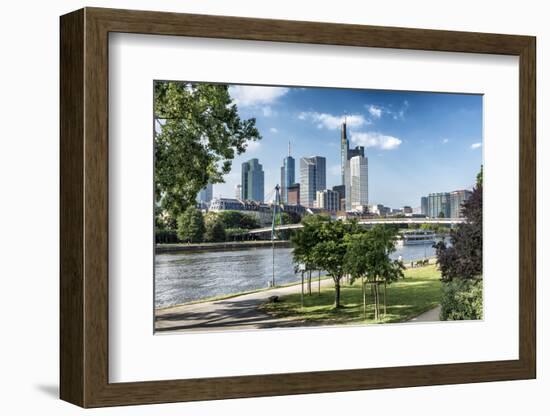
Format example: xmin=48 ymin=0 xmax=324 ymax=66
xmin=260 ymin=265 xmax=442 ymax=326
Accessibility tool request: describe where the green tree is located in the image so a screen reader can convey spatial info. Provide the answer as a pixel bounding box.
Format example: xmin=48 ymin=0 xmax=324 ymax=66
xmin=476 ymin=164 xmax=483 ymax=187
xmin=434 ymin=169 xmax=483 ymax=320
xmin=291 ymin=214 xmax=331 ymax=295
xmin=154 ymin=82 xmax=261 ymax=223
xmin=281 ymin=211 xmax=302 ymax=225
xmin=345 ymin=226 xmax=404 ymax=319
xmin=306 ymin=219 xmax=359 ymax=308
xmin=177 ymin=206 xmax=205 ymax=243
xmin=434 ymin=182 xmax=482 ymax=281
xmin=204 ymin=219 xmax=226 ymax=242
xmin=216 ymin=211 xmax=260 ymax=229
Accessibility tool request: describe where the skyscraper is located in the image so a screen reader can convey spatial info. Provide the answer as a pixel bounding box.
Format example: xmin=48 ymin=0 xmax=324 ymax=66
xmin=450 ymin=189 xmax=473 ymax=218
xmin=340 ymin=121 xmax=366 ymax=210
xmin=280 ymin=142 xmax=295 ymax=204
xmin=241 ymin=158 xmax=264 ymax=202
xmin=235 ymin=184 xmax=242 ymax=200
xmin=300 ymin=156 xmax=326 ymax=207
xmin=332 ymin=185 xmax=345 ymax=211
xmin=421 ymin=196 xmax=428 ymax=216
xmin=349 ymin=155 xmax=369 ymax=210
xmin=428 ymin=192 xmax=451 ymax=218
xmin=196 ymin=182 xmax=213 ymax=205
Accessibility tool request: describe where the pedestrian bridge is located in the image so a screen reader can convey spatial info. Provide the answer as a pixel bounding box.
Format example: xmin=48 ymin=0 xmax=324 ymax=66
xmin=248 ymin=217 xmax=466 ymax=235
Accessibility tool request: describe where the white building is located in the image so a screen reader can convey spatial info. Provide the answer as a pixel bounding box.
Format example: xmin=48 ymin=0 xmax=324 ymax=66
xmin=315 ymin=189 xmax=340 ymax=211
xmin=350 ymin=155 xmax=368 ymax=211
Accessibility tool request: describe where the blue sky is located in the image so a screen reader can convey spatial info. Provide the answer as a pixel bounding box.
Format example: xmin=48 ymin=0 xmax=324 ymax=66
xmin=212 ymin=84 xmax=482 ymax=208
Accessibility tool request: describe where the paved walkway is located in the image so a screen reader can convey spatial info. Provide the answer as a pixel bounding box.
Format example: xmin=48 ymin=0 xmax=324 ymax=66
xmin=155 ymin=278 xmax=334 ymax=333
xmin=409 ymin=305 xmax=441 ymax=322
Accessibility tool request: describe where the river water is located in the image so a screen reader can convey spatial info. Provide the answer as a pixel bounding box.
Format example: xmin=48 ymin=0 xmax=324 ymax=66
xmin=155 ymin=241 xmax=444 ymax=308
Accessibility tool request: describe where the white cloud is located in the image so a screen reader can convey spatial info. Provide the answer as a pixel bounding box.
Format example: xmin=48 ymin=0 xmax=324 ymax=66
xmin=245 ymin=140 xmax=261 ymax=152
xmin=229 ymin=85 xmax=289 ymax=107
xmin=269 ymin=127 xmax=278 ymax=134
xmin=351 ymin=131 xmax=402 ymax=150
xmin=367 ymin=105 xmax=383 ymax=119
xmin=442 ymin=138 xmax=450 ymax=144
xmin=298 ymin=112 xmax=368 ymax=130
xmin=471 ymin=142 xmax=482 ymax=149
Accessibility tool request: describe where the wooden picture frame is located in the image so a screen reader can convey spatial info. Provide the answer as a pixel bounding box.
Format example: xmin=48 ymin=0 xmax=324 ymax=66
xmin=60 ymin=7 xmax=536 ymax=408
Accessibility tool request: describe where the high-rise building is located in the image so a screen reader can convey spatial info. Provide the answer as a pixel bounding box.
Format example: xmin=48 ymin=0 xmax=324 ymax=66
xmin=235 ymin=184 xmax=242 ymax=200
xmin=300 ymin=156 xmax=326 ymax=207
xmin=332 ymin=185 xmax=345 ymax=211
xmin=287 ymin=183 xmax=300 ymax=205
xmin=420 ymin=196 xmax=428 ymax=216
xmin=280 ymin=142 xmax=295 ymax=204
xmin=428 ymin=192 xmax=451 ymax=218
xmin=450 ymin=189 xmax=473 ymax=218
xmin=196 ymin=182 xmax=213 ymax=204
xmin=403 ymin=206 xmax=413 ymax=214
xmin=340 ymin=121 xmax=366 ymax=210
xmin=349 ymin=155 xmax=369 ymax=211
xmin=316 ymin=189 xmax=340 ymax=211
xmin=241 ymin=158 xmax=264 ymax=202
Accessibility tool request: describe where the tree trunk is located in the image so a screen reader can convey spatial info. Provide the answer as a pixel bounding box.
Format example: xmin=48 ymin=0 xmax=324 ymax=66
xmin=362 ymin=276 xmax=366 ymax=319
xmin=300 ymin=271 xmax=304 ymax=308
xmin=384 ymin=282 xmax=387 ymax=316
xmin=334 ymin=278 xmax=341 ymax=308
xmin=374 ymin=284 xmax=380 ymax=320
xmin=373 ymin=284 xmax=377 ymax=320
xmin=318 ymin=271 xmax=321 ymax=295
xmin=308 ymin=270 xmax=312 ymax=295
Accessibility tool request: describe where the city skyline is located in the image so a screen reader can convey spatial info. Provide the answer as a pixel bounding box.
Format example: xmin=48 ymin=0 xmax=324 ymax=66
xmin=210 ymin=84 xmax=482 ymax=208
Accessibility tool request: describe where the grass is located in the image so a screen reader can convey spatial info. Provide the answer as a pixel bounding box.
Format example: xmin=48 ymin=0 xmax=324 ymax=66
xmin=260 ymin=265 xmax=442 ymax=326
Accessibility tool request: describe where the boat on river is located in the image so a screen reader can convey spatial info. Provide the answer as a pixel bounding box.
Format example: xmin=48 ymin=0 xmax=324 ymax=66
xmin=398 ymin=229 xmax=436 ymax=246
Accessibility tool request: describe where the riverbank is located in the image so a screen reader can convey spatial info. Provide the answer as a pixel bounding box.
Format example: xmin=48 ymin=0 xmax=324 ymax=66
xmin=156 ymin=239 xmax=291 ymax=253
xmin=155 ymin=264 xmax=442 ymax=332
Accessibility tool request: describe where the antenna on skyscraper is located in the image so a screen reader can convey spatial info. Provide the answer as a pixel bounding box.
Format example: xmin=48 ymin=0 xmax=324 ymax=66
xmin=288 ymin=140 xmax=291 ymax=157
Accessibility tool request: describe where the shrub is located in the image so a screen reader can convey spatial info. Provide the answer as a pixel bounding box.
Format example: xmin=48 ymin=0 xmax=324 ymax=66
xmin=440 ymin=279 xmax=483 ymax=320
xmin=176 ymin=206 xmax=205 ymax=243
xmin=205 ymin=220 xmax=226 ymax=242
xmin=155 ymin=229 xmax=179 ymax=244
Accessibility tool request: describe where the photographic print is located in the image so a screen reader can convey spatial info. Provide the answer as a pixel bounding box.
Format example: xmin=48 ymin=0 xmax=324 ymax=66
xmin=153 ymin=82 xmax=483 ymax=333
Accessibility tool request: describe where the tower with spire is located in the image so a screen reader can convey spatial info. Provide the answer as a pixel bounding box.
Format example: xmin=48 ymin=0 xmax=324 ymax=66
xmin=340 ymin=121 xmax=367 ymax=211
xmin=280 ymin=141 xmax=295 ymax=204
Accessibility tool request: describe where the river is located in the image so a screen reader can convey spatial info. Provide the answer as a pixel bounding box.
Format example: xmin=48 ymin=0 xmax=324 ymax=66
xmin=155 ymin=241 xmax=445 ymax=308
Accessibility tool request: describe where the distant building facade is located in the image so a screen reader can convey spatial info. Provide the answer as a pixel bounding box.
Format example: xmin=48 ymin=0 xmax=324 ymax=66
xmin=450 ymin=189 xmax=473 ymax=218
xmin=428 ymin=192 xmax=451 ymax=218
xmin=241 ymin=158 xmax=264 ymax=202
xmin=332 ymin=185 xmax=345 ymax=211
xmin=235 ymin=184 xmax=242 ymax=199
xmin=316 ymin=189 xmax=340 ymax=211
xmin=280 ymin=142 xmax=295 ymax=204
xmin=196 ymin=182 xmax=213 ymax=205
xmin=368 ymin=204 xmax=390 ymax=217
xmin=420 ymin=196 xmax=428 ymax=216
xmin=287 ymin=183 xmax=300 ymax=205
xmin=403 ymin=206 xmax=413 ymax=214
xmin=300 ymin=156 xmax=326 ymax=207
xmin=349 ymin=155 xmax=369 ymax=211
